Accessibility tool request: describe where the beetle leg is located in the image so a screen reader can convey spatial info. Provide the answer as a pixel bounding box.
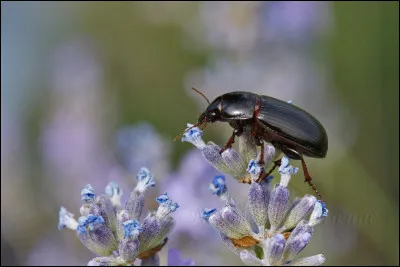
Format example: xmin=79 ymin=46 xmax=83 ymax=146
xmin=256 ymin=139 xmax=266 ymax=181
xmin=280 ymin=146 xmax=324 ymax=202
xmin=251 ymin=96 xmax=262 ymax=137
xmin=219 ymin=128 xmax=243 ymax=154
xmin=256 ymin=159 xmax=282 ymax=183
xmin=300 ymin=156 xmax=324 ymax=202
xmin=256 ymin=138 xmax=265 ymax=165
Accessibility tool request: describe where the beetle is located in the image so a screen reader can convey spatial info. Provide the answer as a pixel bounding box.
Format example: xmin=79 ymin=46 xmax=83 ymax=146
xmin=175 ymin=88 xmax=328 ymax=201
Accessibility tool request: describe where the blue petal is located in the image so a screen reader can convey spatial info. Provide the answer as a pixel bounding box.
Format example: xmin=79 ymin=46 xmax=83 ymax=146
xmin=105 ymin=181 xmax=120 ymax=197
xmin=58 ymin=207 xmax=77 ymax=230
xmin=77 ymin=225 xmax=86 ymax=235
xmin=169 ymin=202 xmax=180 ymax=212
xmin=123 ymin=219 xmax=142 ymax=239
xmin=78 ymin=214 xmax=105 ymax=229
xmin=81 ymin=184 xmax=95 ymax=202
xmin=136 ymin=167 xmax=156 ymax=187
xmin=181 ymin=124 xmax=203 ymax=142
xmin=278 ymin=157 xmax=299 ymax=175
xmin=156 ymin=194 xmax=180 ymax=218
xmin=209 ymin=175 xmax=227 ymax=197
xmin=202 ymin=208 xmax=217 ymax=221
xmin=246 ymin=159 xmax=262 ymax=176
xmin=319 ymin=200 xmax=329 ymax=218
xmin=156 ymin=193 xmax=169 ymax=204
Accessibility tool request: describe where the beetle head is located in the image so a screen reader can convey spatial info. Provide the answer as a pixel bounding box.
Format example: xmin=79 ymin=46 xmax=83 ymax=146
xmin=198 ymin=97 xmax=222 ymax=123
xmin=172 ymin=88 xmax=219 ymax=142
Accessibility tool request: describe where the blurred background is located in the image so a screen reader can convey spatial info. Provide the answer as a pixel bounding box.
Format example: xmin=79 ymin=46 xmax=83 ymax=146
xmin=1 ymin=1 xmax=398 ymax=266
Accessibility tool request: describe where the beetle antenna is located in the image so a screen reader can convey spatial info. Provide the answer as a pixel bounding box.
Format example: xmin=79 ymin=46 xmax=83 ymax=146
xmin=173 ymin=120 xmax=207 ymax=142
xmin=191 ymin=87 xmax=210 ymax=105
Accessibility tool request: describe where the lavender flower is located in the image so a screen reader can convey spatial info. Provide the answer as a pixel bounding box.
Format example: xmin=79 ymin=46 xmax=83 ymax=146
xmin=167 ymin=249 xmax=195 ymax=266
xmin=58 ymin=167 xmax=187 ymax=266
xmin=209 ymin=175 xmax=229 ymax=201
xmin=182 ymin=125 xmax=328 ymax=266
xmin=181 ymin=123 xmax=276 ymax=182
xmin=114 ymin=123 xmax=171 ymax=180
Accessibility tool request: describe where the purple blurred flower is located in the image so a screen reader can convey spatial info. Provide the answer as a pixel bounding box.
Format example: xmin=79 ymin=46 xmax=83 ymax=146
xmin=114 ymin=122 xmax=172 ymax=179
xmin=258 ymin=1 xmax=332 ymax=44
xmin=168 ymin=248 xmax=195 ymax=266
xmin=40 ymin=39 xmax=117 ymax=209
xmin=161 ymin=149 xmax=222 ymax=238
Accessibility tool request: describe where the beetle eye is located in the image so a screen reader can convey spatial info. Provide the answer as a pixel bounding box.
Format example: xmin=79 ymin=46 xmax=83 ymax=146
xmin=207 ymin=111 xmax=217 ymax=122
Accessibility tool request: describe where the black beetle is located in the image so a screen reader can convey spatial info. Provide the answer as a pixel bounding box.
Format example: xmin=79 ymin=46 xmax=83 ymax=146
xmin=175 ymin=88 xmax=328 ymax=201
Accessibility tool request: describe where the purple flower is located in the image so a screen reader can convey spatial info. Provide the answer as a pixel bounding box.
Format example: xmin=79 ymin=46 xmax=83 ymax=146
xmin=114 ymin=123 xmax=171 ymax=179
xmin=58 ymin=167 xmax=181 ymax=266
xmin=185 ymin=128 xmax=328 ymax=265
xmin=168 ymin=248 xmax=195 ymax=266
xmin=209 ymin=175 xmax=227 ymax=198
xmin=258 ymin=1 xmax=332 ymax=43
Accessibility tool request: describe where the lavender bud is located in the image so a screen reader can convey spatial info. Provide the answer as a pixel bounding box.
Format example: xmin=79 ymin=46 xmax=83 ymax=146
xmin=283 ymin=195 xmax=317 ymax=231
xmin=119 ymin=220 xmax=142 ymax=262
xmin=116 ymin=210 xmax=130 ymax=241
xmin=87 ymin=256 xmax=125 ymax=266
xmin=58 ymin=207 xmax=78 ymax=231
xmin=264 ymin=234 xmax=285 ymax=266
xmin=135 ymin=167 xmax=155 ymax=194
xmin=105 ymin=181 xmax=122 ymax=209
xmin=119 ymin=238 xmax=139 ymax=262
xmin=95 ymin=195 xmax=117 ymax=234
xmin=220 ymin=205 xmax=253 ymax=237
xmin=289 ymin=254 xmax=326 ymax=266
xmin=125 ymin=191 xmax=145 ymax=220
xmin=248 ymin=181 xmax=269 ymax=230
xmin=201 ymin=208 xmax=217 ymax=222
xmin=205 ymin=208 xmax=243 ymax=239
xmin=285 ymin=220 xmax=313 ymax=248
xmin=181 ymin=124 xmax=206 ymax=149
xmin=81 ymin=184 xmax=96 ymax=204
xmin=201 ymin=142 xmax=231 ymax=174
xmin=261 ymin=143 xmax=276 ymax=167
xmin=81 ymin=184 xmax=96 ymax=216
xmin=138 ymin=214 xmax=161 ymax=253
xmin=309 ymin=200 xmax=329 ymax=227
xmin=221 ymin=148 xmax=247 ymax=178
xmin=149 ymin=216 xmax=175 ymax=249
xmin=268 ymin=184 xmax=290 ymax=232
xmin=155 ymin=193 xmax=179 ymax=219
xmin=282 ymin=232 xmax=312 ymax=262
xmin=239 ymin=250 xmax=263 ymax=266
xmin=76 ymin=215 xmax=118 ymax=256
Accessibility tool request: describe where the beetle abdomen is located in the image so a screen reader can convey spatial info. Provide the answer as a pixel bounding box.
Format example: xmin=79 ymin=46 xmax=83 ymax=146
xmin=257 ymin=96 xmax=328 ymax=158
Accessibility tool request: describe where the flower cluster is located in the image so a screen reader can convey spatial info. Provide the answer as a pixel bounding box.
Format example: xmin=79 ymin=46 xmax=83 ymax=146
xmin=58 ymin=167 xmax=182 ymax=266
xmin=182 ymin=124 xmax=328 ymax=266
